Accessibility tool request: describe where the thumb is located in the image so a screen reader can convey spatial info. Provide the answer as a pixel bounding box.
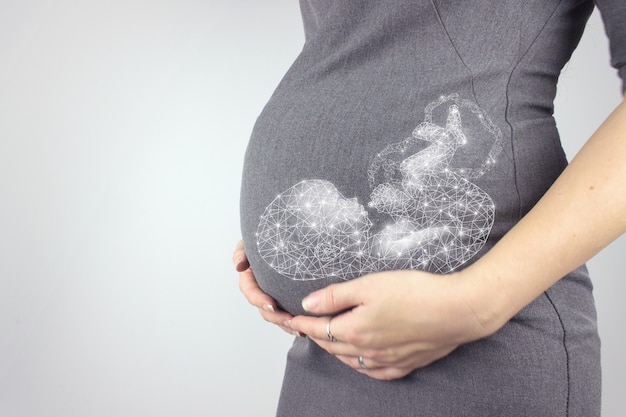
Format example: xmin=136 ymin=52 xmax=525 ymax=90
xmin=302 ymin=280 xmax=363 ymax=315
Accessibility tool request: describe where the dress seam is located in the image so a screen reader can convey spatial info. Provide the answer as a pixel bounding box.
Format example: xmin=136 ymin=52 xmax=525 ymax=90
xmin=545 ymin=290 xmax=571 ymax=417
xmin=504 ymin=0 xmax=565 ymax=221
xmin=429 ymin=0 xmax=478 ymax=103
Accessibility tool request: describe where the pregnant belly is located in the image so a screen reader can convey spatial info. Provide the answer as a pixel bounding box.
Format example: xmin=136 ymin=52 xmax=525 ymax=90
xmin=240 ymin=94 xmax=502 ymax=315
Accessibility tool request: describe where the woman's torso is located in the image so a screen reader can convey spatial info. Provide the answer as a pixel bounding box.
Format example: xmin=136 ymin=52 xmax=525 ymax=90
xmin=240 ymin=1 xmax=601 ymax=415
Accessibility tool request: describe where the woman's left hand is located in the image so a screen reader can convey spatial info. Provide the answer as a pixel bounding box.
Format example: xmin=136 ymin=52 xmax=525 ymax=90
xmin=286 ymin=269 xmax=503 ymax=380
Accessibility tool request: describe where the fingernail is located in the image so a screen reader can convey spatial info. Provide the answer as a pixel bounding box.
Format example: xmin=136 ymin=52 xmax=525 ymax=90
xmin=302 ymin=295 xmax=318 ymax=312
xmin=284 ymin=320 xmax=293 ymax=329
xmin=235 ymin=260 xmax=247 ymax=272
xmin=263 ymin=304 xmax=275 ymax=313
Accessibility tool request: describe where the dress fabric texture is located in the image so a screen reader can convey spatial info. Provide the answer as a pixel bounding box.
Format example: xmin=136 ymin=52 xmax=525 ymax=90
xmin=240 ymin=1 xmax=626 ymax=416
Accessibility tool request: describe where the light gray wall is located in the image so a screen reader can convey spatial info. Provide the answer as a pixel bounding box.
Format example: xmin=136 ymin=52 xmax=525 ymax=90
xmin=0 ymin=2 xmax=622 ymax=416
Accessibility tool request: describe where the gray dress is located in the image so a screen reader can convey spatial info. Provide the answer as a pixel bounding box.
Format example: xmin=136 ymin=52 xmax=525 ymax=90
xmin=240 ymin=1 xmax=626 ymax=415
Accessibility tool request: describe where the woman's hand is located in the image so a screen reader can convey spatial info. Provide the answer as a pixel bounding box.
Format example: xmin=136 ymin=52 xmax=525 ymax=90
xmin=285 ymin=269 xmax=503 ymax=380
xmin=233 ymin=240 xmax=301 ymax=337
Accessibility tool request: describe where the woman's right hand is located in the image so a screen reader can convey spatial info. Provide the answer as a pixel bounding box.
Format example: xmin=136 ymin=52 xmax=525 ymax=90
xmin=233 ymin=240 xmax=301 ymax=337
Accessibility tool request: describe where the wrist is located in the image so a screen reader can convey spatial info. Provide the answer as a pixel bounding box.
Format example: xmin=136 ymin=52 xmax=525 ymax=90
xmin=451 ymin=265 xmax=514 ymax=338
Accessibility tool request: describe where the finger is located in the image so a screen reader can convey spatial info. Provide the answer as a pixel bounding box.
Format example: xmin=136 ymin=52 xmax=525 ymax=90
xmin=287 ymin=315 xmax=345 ymax=343
xmin=288 ymin=306 xmax=364 ymax=347
xmin=232 ymin=240 xmax=250 ymax=272
xmin=354 ymin=346 xmax=457 ymax=379
xmin=310 ymin=335 xmax=458 ymax=370
xmin=310 ymin=336 xmax=351 ymax=353
xmin=259 ymin=314 xmax=304 ymax=337
xmin=310 ymin=336 xmax=419 ymax=364
xmin=292 ymin=304 xmax=369 ymax=350
xmin=356 ymin=366 xmax=414 ymax=381
xmin=332 ymin=358 xmax=413 ymax=380
xmin=301 ymin=279 xmax=365 ymax=315
xmin=239 ymin=268 xmax=277 ymax=312
xmin=335 ymin=354 xmax=383 ymax=371
xmin=258 ymin=306 xmax=294 ymax=328
xmin=277 ymin=323 xmax=304 ymax=337
xmin=334 ymin=355 xmax=415 ymax=380
xmin=307 ymin=335 xmax=360 ymax=357
xmin=283 ymin=327 xmax=306 ymax=338
xmin=354 ymin=347 xmax=457 ymax=380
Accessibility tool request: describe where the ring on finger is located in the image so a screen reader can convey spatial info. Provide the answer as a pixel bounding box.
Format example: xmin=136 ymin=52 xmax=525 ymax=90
xmin=326 ymin=317 xmax=338 ymax=342
xmin=358 ymin=355 xmax=368 ymax=370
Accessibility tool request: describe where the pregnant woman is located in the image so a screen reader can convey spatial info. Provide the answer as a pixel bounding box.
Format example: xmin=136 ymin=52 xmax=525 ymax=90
xmin=236 ymin=1 xmax=626 ymax=416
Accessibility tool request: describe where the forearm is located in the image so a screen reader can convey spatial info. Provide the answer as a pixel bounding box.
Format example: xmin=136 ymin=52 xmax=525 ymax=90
xmin=462 ymin=96 xmax=626 ymax=331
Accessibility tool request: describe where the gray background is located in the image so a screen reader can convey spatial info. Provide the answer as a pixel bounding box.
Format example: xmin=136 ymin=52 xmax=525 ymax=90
xmin=0 ymin=1 xmax=623 ymax=416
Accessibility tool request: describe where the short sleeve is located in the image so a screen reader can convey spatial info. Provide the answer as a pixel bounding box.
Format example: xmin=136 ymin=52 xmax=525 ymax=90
xmin=594 ymin=0 xmax=626 ymax=93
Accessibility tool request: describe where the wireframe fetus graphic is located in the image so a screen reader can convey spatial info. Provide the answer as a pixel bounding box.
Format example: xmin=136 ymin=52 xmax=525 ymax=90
xmin=256 ymin=95 xmax=502 ymax=280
